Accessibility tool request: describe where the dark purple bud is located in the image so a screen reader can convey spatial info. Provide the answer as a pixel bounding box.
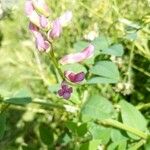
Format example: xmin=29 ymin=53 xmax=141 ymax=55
xmin=58 ymin=81 xmax=73 ymax=100
xmin=64 ymin=71 xmax=85 ymax=83
xmin=63 ymin=92 xmax=71 ymax=100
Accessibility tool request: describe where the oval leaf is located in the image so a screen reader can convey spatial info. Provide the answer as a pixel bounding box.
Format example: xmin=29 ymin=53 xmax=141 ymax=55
xmin=120 ymin=100 xmax=148 ymax=139
xmin=81 ymin=95 xmax=114 ymax=121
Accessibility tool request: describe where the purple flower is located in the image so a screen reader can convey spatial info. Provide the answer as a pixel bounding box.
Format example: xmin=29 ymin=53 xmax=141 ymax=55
xmin=29 ymin=22 xmax=39 ymax=36
xmin=35 ymin=33 xmax=49 ymax=52
xmin=40 ymin=15 xmax=49 ymax=28
xmin=48 ymin=19 xmax=62 ymax=39
xmin=58 ymin=81 xmax=73 ymax=100
xmin=59 ymin=44 xmax=94 ymax=65
xmin=32 ymin=0 xmax=50 ymax=17
xmin=64 ymin=71 xmax=85 ymax=83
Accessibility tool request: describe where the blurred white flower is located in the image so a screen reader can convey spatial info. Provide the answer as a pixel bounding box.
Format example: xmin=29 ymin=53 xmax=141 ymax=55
xmin=64 ymin=105 xmax=78 ymax=113
xmin=59 ymin=11 xmax=73 ymax=27
xmin=84 ymin=31 xmax=98 ymax=41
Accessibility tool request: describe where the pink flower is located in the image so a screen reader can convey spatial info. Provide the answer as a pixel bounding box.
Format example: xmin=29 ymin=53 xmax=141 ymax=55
xmin=59 ymin=44 xmax=94 ymax=65
xmin=40 ymin=15 xmax=49 ymax=28
xmin=59 ymin=11 xmax=73 ymax=27
xmin=25 ymin=0 xmax=34 ymax=16
xmin=64 ymin=71 xmax=85 ymax=83
xmin=29 ymin=22 xmax=39 ymax=36
xmin=35 ymin=33 xmax=49 ymax=52
xmin=32 ymin=0 xmax=50 ymax=17
xmin=25 ymin=0 xmax=41 ymax=28
xmin=58 ymin=81 xmax=73 ymax=100
xmin=48 ymin=19 xmax=62 ymax=39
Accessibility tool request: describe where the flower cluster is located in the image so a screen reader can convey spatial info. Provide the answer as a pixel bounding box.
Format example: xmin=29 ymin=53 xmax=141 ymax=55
xmin=25 ymin=0 xmax=72 ymax=52
xmin=25 ymin=0 xmax=94 ymax=100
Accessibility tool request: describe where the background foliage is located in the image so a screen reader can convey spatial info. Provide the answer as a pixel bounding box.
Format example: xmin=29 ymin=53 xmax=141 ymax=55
xmin=0 ymin=0 xmax=150 ymax=149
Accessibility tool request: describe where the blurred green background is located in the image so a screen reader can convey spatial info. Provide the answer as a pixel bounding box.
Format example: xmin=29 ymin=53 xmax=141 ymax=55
xmin=0 ymin=0 xmax=150 ymax=149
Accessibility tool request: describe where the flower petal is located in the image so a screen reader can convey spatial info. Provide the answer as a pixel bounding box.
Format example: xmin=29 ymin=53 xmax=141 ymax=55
xmin=65 ymin=71 xmax=85 ymax=83
xmin=32 ymin=0 xmax=50 ymax=17
xmin=59 ymin=11 xmax=72 ymax=27
xmin=59 ymin=44 xmax=94 ymax=65
xmin=35 ymin=33 xmax=49 ymax=52
xmin=74 ymin=72 xmax=85 ymax=83
xmin=63 ymin=92 xmax=71 ymax=100
xmin=29 ymin=22 xmax=39 ymax=36
xmin=25 ymin=0 xmax=34 ymax=16
xmin=40 ymin=15 xmax=48 ymax=28
xmin=48 ymin=19 xmax=62 ymax=39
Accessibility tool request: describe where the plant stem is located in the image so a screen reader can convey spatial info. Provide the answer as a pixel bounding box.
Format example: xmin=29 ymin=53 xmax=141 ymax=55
xmin=49 ymin=43 xmax=64 ymax=80
xmin=32 ymin=98 xmax=65 ymax=109
xmin=136 ymin=103 xmax=150 ymax=110
xmin=128 ymin=140 xmax=146 ymax=150
xmin=127 ymin=42 xmax=134 ymax=82
xmin=97 ymin=119 xmax=148 ymax=139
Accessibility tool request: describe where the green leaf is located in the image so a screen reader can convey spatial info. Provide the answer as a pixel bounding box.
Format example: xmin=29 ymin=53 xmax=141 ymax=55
xmin=102 ymin=44 xmax=124 ymax=56
xmin=120 ymin=100 xmax=148 ymax=140
xmin=80 ymin=140 xmax=101 ymax=150
xmin=81 ymin=95 xmax=114 ymax=121
xmin=77 ymin=123 xmax=88 ymax=137
xmin=39 ymin=123 xmax=54 ymax=145
xmin=4 ymin=89 xmax=32 ymax=105
xmin=66 ymin=121 xmax=78 ymax=135
xmin=87 ymin=77 xmax=118 ymax=84
xmin=4 ymin=97 xmax=32 ymax=105
xmin=107 ymin=140 xmax=127 ymax=150
xmin=66 ymin=122 xmax=87 ymax=137
xmin=111 ymin=129 xmax=128 ymax=142
xmin=125 ymin=32 xmax=137 ymax=41
xmin=88 ymin=123 xmax=111 ymax=144
xmin=74 ymin=41 xmax=89 ymax=52
xmin=91 ymin=36 xmax=110 ymax=51
xmin=88 ymin=61 xmax=120 ymax=84
xmin=62 ymin=63 xmax=87 ymax=73
xmin=0 ymin=113 xmax=6 ymax=140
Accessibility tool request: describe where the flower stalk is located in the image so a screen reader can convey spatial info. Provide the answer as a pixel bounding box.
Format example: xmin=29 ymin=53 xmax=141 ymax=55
xmin=97 ymin=119 xmax=148 ymax=140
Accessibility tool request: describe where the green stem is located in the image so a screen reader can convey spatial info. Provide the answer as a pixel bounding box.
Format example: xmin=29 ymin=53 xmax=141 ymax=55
xmin=97 ymin=119 xmax=148 ymax=139
xmin=128 ymin=140 xmax=146 ymax=150
xmin=127 ymin=42 xmax=134 ymax=82
xmin=136 ymin=103 xmax=150 ymax=110
xmin=32 ymin=98 xmax=65 ymax=109
xmin=49 ymin=44 xmax=64 ymax=80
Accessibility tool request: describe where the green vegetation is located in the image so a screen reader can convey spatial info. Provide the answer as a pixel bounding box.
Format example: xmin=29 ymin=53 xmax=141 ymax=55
xmin=0 ymin=0 xmax=150 ymax=149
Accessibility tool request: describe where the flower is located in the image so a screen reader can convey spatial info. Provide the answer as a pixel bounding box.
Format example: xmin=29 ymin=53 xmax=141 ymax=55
xmin=64 ymin=71 xmax=85 ymax=83
xmin=48 ymin=19 xmax=62 ymax=39
xmin=59 ymin=44 xmax=94 ymax=65
xmin=32 ymin=0 xmax=50 ymax=17
xmin=58 ymin=81 xmax=73 ymax=100
xmin=39 ymin=15 xmax=49 ymax=29
xmin=35 ymin=33 xmax=50 ymax=52
xmin=29 ymin=22 xmax=39 ymax=36
xmin=59 ymin=11 xmax=73 ymax=27
xmin=25 ymin=0 xmax=41 ymax=28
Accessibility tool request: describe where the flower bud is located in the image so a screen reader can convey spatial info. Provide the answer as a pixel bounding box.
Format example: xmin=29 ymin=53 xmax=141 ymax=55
xmin=25 ymin=1 xmax=41 ymax=28
xmin=29 ymin=22 xmax=39 ymax=36
xmin=58 ymin=81 xmax=73 ymax=100
xmin=32 ymin=0 xmax=50 ymax=17
xmin=35 ymin=33 xmax=50 ymax=52
xmin=48 ymin=19 xmax=62 ymax=39
xmin=39 ymin=15 xmax=50 ymax=29
xmin=64 ymin=71 xmax=85 ymax=83
xmin=59 ymin=44 xmax=94 ymax=65
xmin=59 ymin=11 xmax=72 ymax=27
